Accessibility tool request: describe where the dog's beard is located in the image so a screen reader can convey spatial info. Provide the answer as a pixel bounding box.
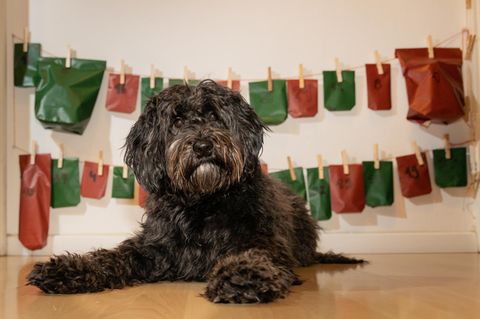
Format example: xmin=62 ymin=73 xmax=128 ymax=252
xmin=166 ymin=129 xmax=244 ymax=194
xmin=190 ymin=163 xmax=224 ymax=194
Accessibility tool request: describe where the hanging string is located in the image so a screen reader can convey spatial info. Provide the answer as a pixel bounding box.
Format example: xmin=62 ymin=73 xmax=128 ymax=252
xmin=12 ymin=30 xmax=464 ymax=81
xmin=12 ymin=75 xmax=17 ymax=151
xmin=10 ymin=29 xmax=475 ymax=168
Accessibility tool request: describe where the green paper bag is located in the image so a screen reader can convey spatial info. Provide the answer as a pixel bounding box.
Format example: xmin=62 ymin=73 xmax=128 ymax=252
xmin=14 ymin=43 xmax=42 ymax=87
xmin=140 ymin=77 xmax=164 ymax=112
xmin=169 ymin=79 xmax=201 ymax=87
xmin=34 ymin=57 xmax=106 ymax=135
xmin=306 ymin=167 xmax=331 ymax=221
xmin=249 ymin=80 xmax=288 ymax=125
xmin=433 ymin=148 xmax=468 ymax=188
xmin=362 ymin=161 xmax=394 ymax=207
xmin=112 ymin=166 xmax=135 ymax=199
xmin=323 ymin=71 xmax=356 ymax=111
xmin=270 ymin=167 xmax=306 ymax=199
xmin=51 ymin=158 xmax=80 ymax=208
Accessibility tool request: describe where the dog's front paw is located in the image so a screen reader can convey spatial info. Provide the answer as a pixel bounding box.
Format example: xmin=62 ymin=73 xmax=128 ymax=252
xmin=204 ymin=250 xmax=297 ymax=303
xmin=27 ymin=254 xmax=93 ymax=294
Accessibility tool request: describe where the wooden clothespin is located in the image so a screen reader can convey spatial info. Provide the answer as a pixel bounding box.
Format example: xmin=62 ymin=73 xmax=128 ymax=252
xmin=341 ymin=150 xmax=349 ymax=175
xmin=470 ymin=142 xmax=480 ymax=174
xmin=98 ymin=151 xmax=104 ymax=176
xmin=316 ymin=154 xmax=324 ymax=179
xmin=227 ymin=67 xmax=233 ymax=89
xmin=335 ymin=58 xmax=343 ymax=83
xmin=299 ymin=64 xmax=305 ymax=89
xmin=150 ymin=64 xmax=156 ymax=89
xmin=465 ymin=34 xmax=476 ymax=60
xmin=444 ymin=134 xmax=451 ymax=160
xmin=66 ymin=45 xmax=72 ymax=68
xmin=374 ymin=50 xmax=384 ymax=75
xmin=120 ymin=60 xmax=126 ymax=85
xmin=287 ymin=156 xmax=297 ymax=181
xmin=421 ymin=120 xmax=432 ymax=128
xmin=23 ymin=27 xmax=29 ymax=52
xmin=374 ymin=144 xmax=380 ymax=169
xmin=122 ymin=164 xmax=129 ymax=179
xmin=267 ymin=66 xmax=273 ymax=92
xmin=183 ymin=66 xmax=189 ymax=85
xmin=466 ymin=0 xmax=472 ymax=10
xmin=462 ymin=28 xmax=470 ymax=53
xmin=411 ymin=141 xmax=424 ymax=166
xmin=30 ymin=140 xmax=36 ymax=165
xmin=57 ymin=143 xmax=64 ymax=169
xmin=427 ymin=35 xmax=434 ymax=59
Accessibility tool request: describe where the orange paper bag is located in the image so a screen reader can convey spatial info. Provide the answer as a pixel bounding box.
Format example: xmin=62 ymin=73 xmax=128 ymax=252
xmin=328 ymin=164 xmax=365 ymax=213
xmin=18 ymin=154 xmax=52 ymax=250
xmin=80 ymin=161 xmax=110 ymax=199
xmin=105 ymin=73 xmax=140 ymax=113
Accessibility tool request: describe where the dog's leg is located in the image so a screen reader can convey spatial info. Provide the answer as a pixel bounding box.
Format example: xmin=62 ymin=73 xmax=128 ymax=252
xmin=204 ymin=249 xmax=298 ymax=303
xmin=27 ymin=238 xmax=161 ymax=294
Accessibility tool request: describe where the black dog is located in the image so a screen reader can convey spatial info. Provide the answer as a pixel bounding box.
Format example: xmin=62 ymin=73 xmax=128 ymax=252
xmin=27 ymin=80 xmax=363 ymax=303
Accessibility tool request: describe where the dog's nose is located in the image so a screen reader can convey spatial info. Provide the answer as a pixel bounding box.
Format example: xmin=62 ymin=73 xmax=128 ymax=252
xmin=193 ymin=139 xmax=213 ymax=157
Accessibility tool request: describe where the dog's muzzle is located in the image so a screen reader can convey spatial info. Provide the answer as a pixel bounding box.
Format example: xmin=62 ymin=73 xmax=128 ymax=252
xmin=165 ymin=130 xmax=244 ymax=194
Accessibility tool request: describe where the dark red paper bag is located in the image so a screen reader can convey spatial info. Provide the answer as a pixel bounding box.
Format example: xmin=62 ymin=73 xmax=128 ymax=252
xmin=18 ymin=154 xmax=51 ymax=250
xmin=105 ymin=73 xmax=140 ymax=113
xmin=328 ymin=164 xmax=365 ymax=213
xmin=138 ymin=184 xmax=148 ymax=208
xmin=217 ymin=80 xmax=241 ymax=92
xmin=365 ymin=64 xmax=391 ymax=110
xmin=80 ymin=161 xmax=109 ymax=199
xmin=395 ymin=48 xmax=464 ymax=124
xmin=396 ymin=153 xmax=432 ymax=198
xmin=287 ymin=79 xmax=318 ymax=117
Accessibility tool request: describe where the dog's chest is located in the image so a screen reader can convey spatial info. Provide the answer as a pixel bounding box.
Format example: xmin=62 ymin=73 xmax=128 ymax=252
xmin=168 ymin=207 xmax=259 ymax=279
xmin=179 ymin=212 xmax=249 ymax=252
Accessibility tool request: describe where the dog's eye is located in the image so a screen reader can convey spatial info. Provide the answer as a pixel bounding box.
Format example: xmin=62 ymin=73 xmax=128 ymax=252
xmin=208 ymin=113 xmax=217 ymax=121
xmin=173 ymin=118 xmax=183 ymax=128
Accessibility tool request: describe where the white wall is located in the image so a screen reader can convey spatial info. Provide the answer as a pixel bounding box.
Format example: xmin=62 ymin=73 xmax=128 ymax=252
xmin=470 ymin=0 xmax=480 ymax=249
xmin=5 ymin=0 xmax=479 ymax=255
xmin=0 ymin=0 xmax=7 ymax=255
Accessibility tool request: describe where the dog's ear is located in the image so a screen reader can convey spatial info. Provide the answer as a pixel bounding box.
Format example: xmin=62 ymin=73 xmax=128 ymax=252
xmin=197 ymin=80 xmax=266 ymax=161
xmin=228 ymin=92 xmax=267 ymax=171
xmin=124 ymin=97 xmax=167 ymax=194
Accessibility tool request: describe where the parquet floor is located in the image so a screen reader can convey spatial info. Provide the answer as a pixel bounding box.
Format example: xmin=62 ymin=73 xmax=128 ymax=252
xmin=1 ymin=254 xmax=480 ymax=319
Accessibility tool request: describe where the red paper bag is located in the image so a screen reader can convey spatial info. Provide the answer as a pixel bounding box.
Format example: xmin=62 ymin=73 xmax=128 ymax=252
xmin=138 ymin=184 xmax=148 ymax=208
xmin=80 ymin=161 xmax=109 ymax=199
xmin=287 ymin=79 xmax=318 ymax=117
xmin=105 ymin=73 xmax=140 ymax=113
xmin=395 ymin=48 xmax=464 ymax=124
xmin=396 ymin=153 xmax=432 ymax=198
xmin=18 ymin=154 xmax=51 ymax=250
xmin=365 ymin=64 xmax=391 ymax=110
xmin=217 ymin=80 xmax=241 ymax=92
xmin=328 ymin=164 xmax=365 ymax=213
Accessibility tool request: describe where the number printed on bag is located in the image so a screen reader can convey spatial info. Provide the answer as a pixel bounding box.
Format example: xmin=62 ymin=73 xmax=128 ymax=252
xmin=319 ymin=184 xmax=328 ymax=195
xmin=115 ymin=83 xmax=126 ymax=94
xmin=405 ymin=166 xmax=420 ymax=179
xmin=336 ymin=177 xmax=352 ymax=189
xmin=54 ymin=171 xmax=70 ymax=184
xmin=22 ymin=187 xmax=35 ymax=197
xmin=89 ymin=170 xmax=97 ymax=182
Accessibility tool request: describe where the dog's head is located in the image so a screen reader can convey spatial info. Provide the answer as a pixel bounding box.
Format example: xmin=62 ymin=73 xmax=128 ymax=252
xmin=124 ymin=80 xmax=266 ymax=195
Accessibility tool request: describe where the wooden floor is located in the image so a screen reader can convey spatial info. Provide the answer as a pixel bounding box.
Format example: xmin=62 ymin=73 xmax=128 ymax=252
xmin=1 ymin=254 xmax=480 ymax=319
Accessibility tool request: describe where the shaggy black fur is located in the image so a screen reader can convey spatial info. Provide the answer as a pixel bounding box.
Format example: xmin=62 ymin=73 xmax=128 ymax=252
xmin=27 ymin=80 xmax=364 ymax=303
